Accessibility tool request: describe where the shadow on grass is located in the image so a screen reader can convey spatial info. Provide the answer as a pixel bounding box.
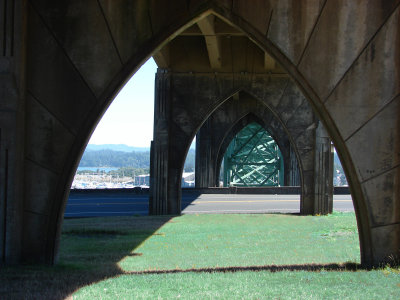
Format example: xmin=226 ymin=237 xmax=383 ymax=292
xmin=0 ymin=215 xmax=174 ymax=300
xmin=0 ymin=191 xmax=350 ymax=299
xmin=125 ymin=262 xmax=363 ymax=275
xmin=1 ymin=211 xmax=360 ymax=299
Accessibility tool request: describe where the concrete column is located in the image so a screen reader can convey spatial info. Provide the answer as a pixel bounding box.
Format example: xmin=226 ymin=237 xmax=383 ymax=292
xmin=288 ymin=146 xmax=300 ymax=186
xmin=149 ymin=69 xmax=171 ymax=215
xmin=314 ymin=121 xmax=334 ymax=214
xmin=0 ymin=0 xmax=26 ymax=264
xmin=195 ymin=119 xmax=216 ymax=188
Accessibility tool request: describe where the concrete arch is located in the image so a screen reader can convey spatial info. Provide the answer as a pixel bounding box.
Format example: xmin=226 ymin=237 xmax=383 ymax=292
xmin=1 ymin=1 xmax=398 ymax=267
xmin=147 ymin=2 xmax=399 ymax=267
xmin=194 ymin=93 xmax=300 ymax=189
xmin=152 ymin=73 xmax=326 ymax=216
xmin=212 ymin=109 xmax=297 ymax=189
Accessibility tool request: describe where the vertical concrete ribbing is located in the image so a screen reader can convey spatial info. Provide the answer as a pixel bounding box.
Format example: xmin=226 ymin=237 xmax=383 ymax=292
xmin=0 ymin=128 xmax=4 ymax=263
xmin=3 ymin=148 xmax=8 ymax=263
xmin=195 ymin=119 xmax=213 ymax=188
xmin=1 ymin=0 xmax=15 ymax=57
xmin=289 ymin=147 xmax=300 ymax=186
xmin=150 ymin=69 xmax=171 ymax=215
xmin=314 ymin=121 xmax=333 ymax=214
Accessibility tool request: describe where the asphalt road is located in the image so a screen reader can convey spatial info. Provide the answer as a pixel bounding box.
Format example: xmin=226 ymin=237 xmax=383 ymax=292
xmin=65 ymin=192 xmax=353 ymax=217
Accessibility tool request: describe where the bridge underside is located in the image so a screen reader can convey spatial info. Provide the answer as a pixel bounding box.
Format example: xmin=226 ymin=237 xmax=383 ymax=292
xmin=0 ymin=1 xmax=399 ymax=267
xmin=150 ymin=70 xmax=334 ymax=216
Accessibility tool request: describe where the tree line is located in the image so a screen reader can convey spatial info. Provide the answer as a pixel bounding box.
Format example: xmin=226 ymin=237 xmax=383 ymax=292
xmin=78 ymin=149 xmax=195 ymax=172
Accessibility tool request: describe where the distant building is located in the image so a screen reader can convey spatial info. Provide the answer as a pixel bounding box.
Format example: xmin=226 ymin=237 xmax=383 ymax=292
xmin=134 ymin=174 xmax=150 ymax=186
xmin=182 ymin=172 xmax=195 ymax=187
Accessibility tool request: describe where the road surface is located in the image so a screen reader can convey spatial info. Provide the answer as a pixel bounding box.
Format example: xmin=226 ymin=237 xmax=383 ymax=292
xmin=65 ymin=192 xmax=353 ymax=217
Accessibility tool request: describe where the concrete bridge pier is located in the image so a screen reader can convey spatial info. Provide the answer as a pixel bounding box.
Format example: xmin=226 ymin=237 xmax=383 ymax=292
xmin=0 ymin=2 xmax=25 ymax=264
xmin=150 ymin=68 xmax=334 ymax=216
xmin=195 ymin=118 xmax=218 ymax=188
xmin=194 ymin=104 xmax=334 ymax=215
xmin=194 ymin=107 xmax=297 ymax=188
xmin=314 ymin=121 xmax=334 ymax=214
xmin=149 ymin=69 xmax=181 ymax=215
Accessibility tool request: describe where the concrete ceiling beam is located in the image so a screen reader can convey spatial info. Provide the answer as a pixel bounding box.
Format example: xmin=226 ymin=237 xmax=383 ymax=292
xmin=153 ymin=45 xmax=170 ymax=68
xmin=197 ymin=15 xmax=222 ymax=69
xmin=264 ymin=52 xmax=276 ymax=71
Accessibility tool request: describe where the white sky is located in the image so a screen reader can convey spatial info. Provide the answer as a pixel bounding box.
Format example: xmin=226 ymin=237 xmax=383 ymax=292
xmin=88 ymin=58 xmax=157 ymax=147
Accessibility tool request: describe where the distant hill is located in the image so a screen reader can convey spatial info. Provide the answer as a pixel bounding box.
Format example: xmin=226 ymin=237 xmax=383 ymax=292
xmin=79 ymin=148 xmax=196 ymax=172
xmin=86 ymin=144 xmax=149 ymax=152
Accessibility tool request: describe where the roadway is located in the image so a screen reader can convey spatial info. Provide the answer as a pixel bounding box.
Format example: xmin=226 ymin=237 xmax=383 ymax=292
xmin=64 ymin=192 xmax=353 ymax=217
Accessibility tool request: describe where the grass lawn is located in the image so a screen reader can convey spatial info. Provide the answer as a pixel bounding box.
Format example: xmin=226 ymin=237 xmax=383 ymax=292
xmin=1 ymin=212 xmax=399 ymax=299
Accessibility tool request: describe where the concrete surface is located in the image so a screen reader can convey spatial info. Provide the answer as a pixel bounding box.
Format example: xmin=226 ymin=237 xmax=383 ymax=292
xmin=0 ymin=1 xmax=398 ymax=267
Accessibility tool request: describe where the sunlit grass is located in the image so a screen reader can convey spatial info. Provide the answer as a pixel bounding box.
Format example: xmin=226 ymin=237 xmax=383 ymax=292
xmin=73 ymin=269 xmax=400 ymax=300
xmin=1 ymin=212 xmax=399 ymax=299
xmin=118 ymin=212 xmax=360 ymax=272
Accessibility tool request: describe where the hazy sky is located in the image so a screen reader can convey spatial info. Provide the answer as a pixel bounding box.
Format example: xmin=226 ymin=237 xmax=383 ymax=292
xmin=89 ymin=59 xmax=157 ymax=147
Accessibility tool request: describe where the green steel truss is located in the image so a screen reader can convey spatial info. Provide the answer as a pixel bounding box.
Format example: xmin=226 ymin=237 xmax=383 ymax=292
xmin=223 ymin=122 xmax=284 ymax=187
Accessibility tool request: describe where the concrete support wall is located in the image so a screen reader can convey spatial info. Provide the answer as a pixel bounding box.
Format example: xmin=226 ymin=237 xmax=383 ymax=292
xmin=194 ymin=92 xmax=333 ymax=214
xmin=0 ymin=0 xmax=26 ymax=264
xmin=314 ymin=121 xmax=334 ymax=214
xmin=289 ymin=147 xmax=301 ymax=186
xmin=195 ymin=97 xmax=298 ymax=188
xmin=0 ymin=0 xmax=397 ymax=267
xmin=149 ymin=69 xmax=171 ymax=214
xmin=151 ymin=72 xmax=334 ymax=216
xmin=195 ymin=118 xmax=216 ymax=188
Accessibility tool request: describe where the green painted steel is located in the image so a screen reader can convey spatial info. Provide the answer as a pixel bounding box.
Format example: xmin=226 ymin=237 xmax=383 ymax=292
xmin=223 ymin=123 xmax=284 ymax=187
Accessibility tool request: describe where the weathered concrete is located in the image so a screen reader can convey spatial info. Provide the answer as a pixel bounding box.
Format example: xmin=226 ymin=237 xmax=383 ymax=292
xmin=151 ymin=71 xmax=335 ymax=215
xmin=314 ymin=121 xmax=334 ymax=214
xmin=195 ymin=94 xmax=333 ymax=215
xmin=0 ymin=0 xmax=397 ymax=267
xmin=195 ymin=97 xmax=299 ymax=189
xmin=0 ymin=0 xmax=26 ymax=264
xmin=152 ymin=69 xmax=318 ymax=214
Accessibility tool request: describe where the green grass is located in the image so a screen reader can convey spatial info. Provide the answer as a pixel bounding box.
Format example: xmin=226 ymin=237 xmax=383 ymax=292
xmin=74 ymin=269 xmax=400 ymax=300
xmin=1 ymin=212 xmax=399 ymax=299
xmin=117 ymin=213 xmax=360 ymax=271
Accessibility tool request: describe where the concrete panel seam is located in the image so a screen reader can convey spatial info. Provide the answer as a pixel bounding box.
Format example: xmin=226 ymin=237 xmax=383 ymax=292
xmin=23 ymin=209 xmax=48 ymax=217
xmin=344 ymin=93 xmax=400 ymax=143
xmin=296 ymin=0 xmax=328 ymax=67
xmin=147 ymin=7 xmax=154 ymax=36
xmin=25 ymin=157 xmax=60 ymax=176
xmin=28 ymin=2 xmax=99 ymax=100
xmin=169 ymin=71 xmax=289 ymax=77
xmin=2 ymin=145 xmax=8 ymax=263
xmin=371 ymin=222 xmax=400 ymax=230
xmin=1 ymin=0 xmax=15 ymax=56
xmin=27 ymin=92 xmax=78 ymax=137
xmin=275 ymin=79 xmax=290 ymax=112
xmin=322 ymin=2 xmax=400 ymax=103
xmin=0 ymin=108 xmax=16 ymax=113
xmin=360 ymin=163 xmax=400 ymax=185
xmin=284 ymin=98 xmax=307 ymax=128
xmin=96 ymin=0 xmax=123 ymax=65
xmin=265 ymin=9 xmax=273 ymax=37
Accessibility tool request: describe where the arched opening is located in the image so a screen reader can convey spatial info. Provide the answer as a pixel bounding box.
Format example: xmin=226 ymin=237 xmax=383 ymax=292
xmin=72 ymin=67 xmax=154 ymax=189
xmin=181 ymin=138 xmax=196 ymax=188
xmin=21 ymin=2 xmax=394 ymax=268
xmin=65 ymin=59 xmax=157 ymax=217
xmin=222 ymin=122 xmax=284 ymax=187
xmin=145 ymin=10 xmax=360 ymax=265
xmin=333 ymin=148 xmax=349 ymax=187
xmin=211 ymin=109 xmax=300 ymax=191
